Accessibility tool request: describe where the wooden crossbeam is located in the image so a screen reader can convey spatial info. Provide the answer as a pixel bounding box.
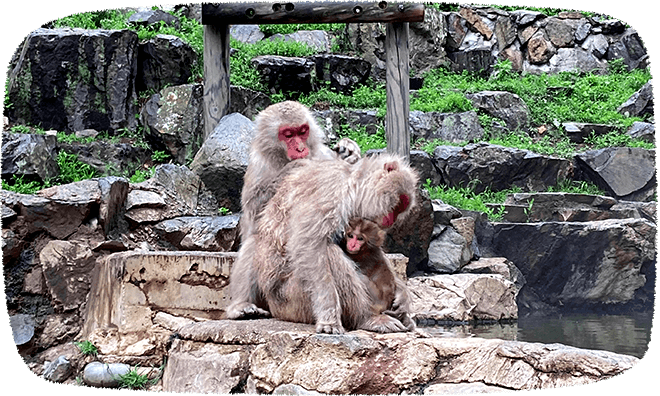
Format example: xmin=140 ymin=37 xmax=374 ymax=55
xmin=202 ymin=2 xmax=423 ymax=157
xmin=202 ymin=2 xmax=424 ymax=25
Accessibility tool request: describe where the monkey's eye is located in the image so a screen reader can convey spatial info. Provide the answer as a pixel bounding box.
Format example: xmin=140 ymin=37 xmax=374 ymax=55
xmin=357 ymin=236 xmax=364 ymax=241
xmin=347 ymin=233 xmax=354 ymax=238
xmin=297 ymin=125 xmax=309 ymax=136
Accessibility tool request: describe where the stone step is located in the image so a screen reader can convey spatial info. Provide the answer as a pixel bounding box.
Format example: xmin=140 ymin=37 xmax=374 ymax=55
xmin=81 ymin=250 xmax=410 ymax=336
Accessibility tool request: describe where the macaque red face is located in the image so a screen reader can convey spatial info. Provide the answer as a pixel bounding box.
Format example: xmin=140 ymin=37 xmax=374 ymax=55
xmin=278 ymin=124 xmax=310 ymax=160
xmin=344 ymin=219 xmax=385 ymax=255
xmin=345 ymin=229 xmax=366 ymax=254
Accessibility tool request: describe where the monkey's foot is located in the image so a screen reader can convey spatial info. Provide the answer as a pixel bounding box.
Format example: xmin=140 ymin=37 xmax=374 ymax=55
xmin=333 ymin=138 xmax=361 ymax=164
xmin=226 ymin=302 xmax=271 ymax=319
xmin=315 ymin=322 xmax=345 ymax=334
xmin=360 ymin=314 xmax=407 ymax=333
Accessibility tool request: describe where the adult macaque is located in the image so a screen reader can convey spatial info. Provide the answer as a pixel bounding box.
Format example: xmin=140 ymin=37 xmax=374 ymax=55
xmin=227 ymin=101 xmax=360 ymax=319
xmin=342 ymin=218 xmax=416 ymax=331
xmin=253 ymin=153 xmax=419 ymax=334
xmin=239 ymin=100 xmax=360 ymax=237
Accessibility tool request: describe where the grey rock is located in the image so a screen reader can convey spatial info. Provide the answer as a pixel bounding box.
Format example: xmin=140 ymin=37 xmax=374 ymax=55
xmin=427 ymin=224 xmax=472 ymax=273
xmin=137 ymin=34 xmax=198 ymax=92
xmin=432 ymin=199 xmax=462 ymax=225
xmin=7 ymin=28 xmax=138 ymax=133
xmin=574 ymin=21 xmax=592 ymax=43
xmin=581 ymin=34 xmax=610 ymax=58
xmin=128 ymin=9 xmax=179 ymax=29
xmin=141 ymin=84 xmax=204 ymax=164
xmin=230 ymin=24 xmax=264 ymax=44
xmin=433 ymin=143 xmax=573 ymax=194
xmin=410 ymin=150 xmax=442 ymax=187
xmin=466 ymin=91 xmax=530 ymax=131
xmin=312 ymin=109 xmax=379 ymax=140
xmin=460 ymin=257 xmax=526 ymax=293
xmin=617 ymin=80 xmax=653 ymax=117
xmin=230 ymin=85 xmax=272 ymax=120
xmin=43 ymin=356 xmax=72 ymax=383
xmin=190 ymin=113 xmax=256 ymax=212
xmin=251 ymin=55 xmax=316 ymax=94
xmin=58 ymin=141 xmax=150 ymax=176
xmin=494 ymin=15 xmax=517 ymax=51
xmin=311 ymin=54 xmax=371 ymax=94
xmin=606 ymin=29 xmax=648 ymax=71
xmin=627 ymin=121 xmax=655 ymax=143
xmin=409 ymin=110 xmax=484 ymax=143
xmin=127 ymin=164 xmax=216 ymax=224
xmin=547 ymin=48 xmax=608 ymax=74
xmin=345 ymin=23 xmax=387 ymax=78
xmin=576 ymin=147 xmax=656 ymax=201
xmin=10 ymin=314 xmax=35 ymax=345
xmin=126 ymin=190 xmax=166 ymax=210
xmin=504 ymin=192 xmax=621 ymax=222
xmin=273 ymin=384 xmax=324 ymax=395
xmin=270 ymin=30 xmax=330 ymax=52
xmin=597 ymin=19 xmax=626 ymax=35
xmin=98 ymin=176 xmax=130 ymax=239
xmin=562 ymin=122 xmax=615 ymax=143
xmin=409 ymin=7 xmax=450 ymax=74
xmin=155 ymin=215 xmax=240 ymax=251
xmin=445 ymin=12 xmax=468 ymax=50
xmin=509 ymin=10 xmax=544 ymax=26
xmin=1 ymin=133 xmax=59 ymax=182
xmin=544 ymin=17 xmax=576 ymax=48
xmin=487 ymin=218 xmax=655 ymax=312
xmin=83 ymin=362 xmax=131 ymax=388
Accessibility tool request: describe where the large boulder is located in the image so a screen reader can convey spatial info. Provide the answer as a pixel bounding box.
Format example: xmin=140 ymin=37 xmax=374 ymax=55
xmin=58 ymin=140 xmax=150 ymax=176
xmin=140 ymin=84 xmax=205 ymax=164
xmin=310 ymin=54 xmax=371 ymax=94
xmin=190 ymin=113 xmax=256 ymax=212
xmin=409 ymin=273 xmax=518 ymax=323
xmin=1 ymin=133 xmax=59 ymax=182
xmin=486 ymin=218 xmax=656 ymax=313
xmin=466 ymin=91 xmax=530 ymax=131
xmin=409 ymin=111 xmax=484 ymax=143
xmin=251 ymin=55 xmax=316 ymax=94
xmin=269 ymin=30 xmax=330 ymax=52
xmin=155 ymin=215 xmax=240 ymax=251
xmin=126 ymin=164 xmax=218 ymax=225
xmin=7 ymin=28 xmax=138 ymax=133
xmin=576 ymin=147 xmax=656 ymax=202
xmin=1 ymin=177 xmax=127 ymax=240
xmin=433 ymin=143 xmax=573 ymax=194
xmin=617 ymin=80 xmax=653 ymax=118
xmin=137 ymin=34 xmax=198 ymax=92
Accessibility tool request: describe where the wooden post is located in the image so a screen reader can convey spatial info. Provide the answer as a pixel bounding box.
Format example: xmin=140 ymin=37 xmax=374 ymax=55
xmin=385 ymin=22 xmax=410 ymax=159
xmin=203 ymin=23 xmax=231 ymax=138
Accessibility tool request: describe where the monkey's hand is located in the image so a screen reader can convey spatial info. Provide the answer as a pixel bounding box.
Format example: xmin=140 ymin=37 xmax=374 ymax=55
xmin=333 ymin=138 xmax=361 ymax=164
xmin=383 ymin=310 xmax=416 ymax=331
xmin=359 ymin=314 xmax=407 ymax=333
xmin=226 ymin=302 xmax=271 ymax=320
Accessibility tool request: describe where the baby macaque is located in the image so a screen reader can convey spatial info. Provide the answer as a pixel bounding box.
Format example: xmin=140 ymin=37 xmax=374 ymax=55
xmin=342 ymin=218 xmax=416 ymax=330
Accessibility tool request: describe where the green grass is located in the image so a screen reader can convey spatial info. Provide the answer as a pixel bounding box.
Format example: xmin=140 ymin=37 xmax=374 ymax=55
xmin=259 ymin=23 xmax=344 ymax=36
xmin=116 ymin=368 xmax=150 ymax=390
xmin=424 ymin=178 xmax=606 ymax=220
xmin=74 ymin=340 xmax=98 ymax=356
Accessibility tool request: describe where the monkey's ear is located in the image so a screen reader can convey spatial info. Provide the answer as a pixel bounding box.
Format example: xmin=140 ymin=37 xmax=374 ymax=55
xmin=384 ymin=161 xmax=399 ymax=172
xmin=375 ymin=229 xmax=386 ymax=246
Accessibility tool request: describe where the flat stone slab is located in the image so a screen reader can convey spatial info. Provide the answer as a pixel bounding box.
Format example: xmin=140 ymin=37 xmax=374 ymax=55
xmin=163 ymin=319 xmax=639 ymax=394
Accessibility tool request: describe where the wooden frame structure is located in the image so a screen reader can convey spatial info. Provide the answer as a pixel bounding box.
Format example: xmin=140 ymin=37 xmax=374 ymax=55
xmin=201 ymin=2 xmax=425 ymax=158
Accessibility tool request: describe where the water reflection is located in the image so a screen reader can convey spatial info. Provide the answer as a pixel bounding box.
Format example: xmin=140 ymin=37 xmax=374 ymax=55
xmin=422 ymin=312 xmax=653 ymax=358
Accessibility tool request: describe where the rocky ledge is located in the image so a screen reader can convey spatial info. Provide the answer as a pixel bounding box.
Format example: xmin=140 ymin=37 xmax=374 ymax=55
xmin=160 ymin=318 xmax=638 ymax=394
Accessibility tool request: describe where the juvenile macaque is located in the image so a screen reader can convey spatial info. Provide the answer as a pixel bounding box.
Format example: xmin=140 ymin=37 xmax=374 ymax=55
xmin=342 ymin=218 xmax=416 ymax=331
xmin=227 ymin=101 xmax=361 ymax=319
xmin=252 ymin=153 xmax=419 ymax=334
